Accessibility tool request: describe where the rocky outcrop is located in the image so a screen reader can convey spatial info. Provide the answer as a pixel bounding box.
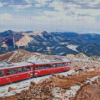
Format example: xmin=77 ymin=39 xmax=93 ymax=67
xmin=74 ymin=66 xmax=83 ymax=72
xmin=89 ymin=56 xmax=100 ymax=61
xmin=75 ymin=53 xmax=89 ymax=59
xmin=8 ymin=87 xmax=17 ymax=92
xmin=1 ymin=71 xmax=100 ymax=100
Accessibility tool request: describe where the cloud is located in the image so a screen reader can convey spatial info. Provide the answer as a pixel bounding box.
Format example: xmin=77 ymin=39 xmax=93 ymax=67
xmin=62 ymin=0 xmax=100 ymax=9
xmin=36 ymin=0 xmax=51 ymax=5
xmin=49 ymin=1 xmax=66 ymax=11
xmin=3 ymin=3 xmax=8 ymax=5
xmin=25 ymin=0 xmax=51 ymax=7
xmin=9 ymin=4 xmax=32 ymax=10
xmin=0 ymin=0 xmax=100 ymax=33
xmin=0 ymin=13 xmax=13 ymax=20
xmin=47 ymin=0 xmax=100 ymax=24
xmin=25 ymin=0 xmax=33 ymax=3
xmin=3 ymin=0 xmax=100 ymax=26
xmin=0 ymin=2 xmax=8 ymax=7
xmin=0 ymin=2 xmax=3 ymax=7
xmin=35 ymin=4 xmax=41 ymax=7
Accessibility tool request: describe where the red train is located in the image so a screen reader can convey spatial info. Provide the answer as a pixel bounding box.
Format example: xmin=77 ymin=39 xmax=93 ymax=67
xmin=0 ymin=61 xmax=71 ymax=85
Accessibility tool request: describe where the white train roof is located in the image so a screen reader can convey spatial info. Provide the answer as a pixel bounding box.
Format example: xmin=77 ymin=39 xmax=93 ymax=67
xmin=31 ymin=59 xmax=70 ymax=64
xmin=0 ymin=59 xmax=70 ymax=70
xmin=0 ymin=62 xmax=32 ymax=70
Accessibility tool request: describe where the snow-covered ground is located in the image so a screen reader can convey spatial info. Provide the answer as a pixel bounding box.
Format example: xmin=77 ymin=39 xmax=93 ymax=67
xmin=67 ymin=45 xmax=79 ymax=52
xmin=0 ymin=70 xmax=74 ymax=98
xmin=0 ymin=74 xmax=51 ymax=97
xmin=7 ymin=51 xmax=18 ymax=62
xmin=0 ymin=68 xmax=100 ymax=99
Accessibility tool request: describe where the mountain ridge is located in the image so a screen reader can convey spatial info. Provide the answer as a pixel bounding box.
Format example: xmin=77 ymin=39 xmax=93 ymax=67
xmin=0 ymin=30 xmax=100 ymax=56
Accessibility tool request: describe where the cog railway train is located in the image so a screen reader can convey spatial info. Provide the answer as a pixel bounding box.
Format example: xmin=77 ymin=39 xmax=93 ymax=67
xmin=0 ymin=61 xmax=71 ymax=85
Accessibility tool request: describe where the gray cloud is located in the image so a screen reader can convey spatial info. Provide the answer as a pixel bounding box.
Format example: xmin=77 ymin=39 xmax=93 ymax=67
xmin=60 ymin=0 xmax=100 ymax=9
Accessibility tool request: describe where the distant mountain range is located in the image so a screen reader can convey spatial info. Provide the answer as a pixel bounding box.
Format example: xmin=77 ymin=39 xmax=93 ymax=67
xmin=0 ymin=30 xmax=100 ymax=56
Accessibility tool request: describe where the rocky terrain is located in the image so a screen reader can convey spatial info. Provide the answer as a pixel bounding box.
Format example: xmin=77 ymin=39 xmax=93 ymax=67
xmin=1 ymin=30 xmax=100 ymax=56
xmin=0 ymin=49 xmax=100 ymax=99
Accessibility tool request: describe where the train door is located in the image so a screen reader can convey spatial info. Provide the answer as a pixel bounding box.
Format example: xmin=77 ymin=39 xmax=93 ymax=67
xmin=52 ymin=64 xmax=57 ymax=73
xmin=33 ymin=64 xmax=37 ymax=77
xmin=5 ymin=69 xmax=13 ymax=83
xmin=0 ymin=70 xmax=6 ymax=85
xmin=30 ymin=65 xmax=34 ymax=77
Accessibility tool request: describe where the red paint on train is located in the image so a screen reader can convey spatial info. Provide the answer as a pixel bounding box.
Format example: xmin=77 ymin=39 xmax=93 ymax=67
xmin=0 ymin=61 xmax=71 ymax=85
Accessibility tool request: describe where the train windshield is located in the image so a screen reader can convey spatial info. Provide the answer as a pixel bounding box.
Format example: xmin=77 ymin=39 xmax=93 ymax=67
xmin=0 ymin=71 xmax=4 ymax=76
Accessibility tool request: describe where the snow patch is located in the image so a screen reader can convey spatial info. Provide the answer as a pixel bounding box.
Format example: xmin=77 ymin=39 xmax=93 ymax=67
xmin=67 ymin=45 xmax=79 ymax=52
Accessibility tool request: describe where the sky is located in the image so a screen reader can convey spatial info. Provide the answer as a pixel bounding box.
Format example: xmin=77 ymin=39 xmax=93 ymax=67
xmin=0 ymin=0 xmax=100 ymax=33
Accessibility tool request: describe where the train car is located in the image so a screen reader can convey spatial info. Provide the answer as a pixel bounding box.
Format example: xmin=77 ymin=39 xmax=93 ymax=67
xmin=0 ymin=61 xmax=71 ymax=85
xmin=0 ymin=62 xmax=34 ymax=85
xmin=33 ymin=61 xmax=71 ymax=77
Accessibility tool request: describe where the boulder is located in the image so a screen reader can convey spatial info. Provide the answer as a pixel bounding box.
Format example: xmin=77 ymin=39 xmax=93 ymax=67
xmin=52 ymin=74 xmax=59 ymax=78
xmin=52 ymin=74 xmax=65 ymax=79
xmin=8 ymin=87 xmax=17 ymax=92
xmin=74 ymin=67 xmax=83 ymax=72
xmin=85 ymin=66 xmax=89 ymax=69
xmin=38 ymin=79 xmax=46 ymax=84
xmin=94 ymin=66 xmax=99 ymax=71
xmin=61 ymin=89 xmax=66 ymax=94
xmin=68 ymin=72 xmax=76 ymax=76
xmin=71 ymin=72 xmax=77 ymax=76
xmin=52 ymin=73 xmax=56 ymax=77
xmin=31 ymin=81 xmax=36 ymax=86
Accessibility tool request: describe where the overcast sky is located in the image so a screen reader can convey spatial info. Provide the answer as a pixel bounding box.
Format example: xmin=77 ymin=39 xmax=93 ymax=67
xmin=0 ymin=0 xmax=100 ymax=33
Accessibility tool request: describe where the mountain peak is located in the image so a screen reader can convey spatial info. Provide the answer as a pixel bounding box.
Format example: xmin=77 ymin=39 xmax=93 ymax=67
xmin=4 ymin=30 xmax=13 ymax=34
xmin=33 ymin=30 xmax=48 ymax=36
xmin=0 ymin=30 xmax=14 ymax=34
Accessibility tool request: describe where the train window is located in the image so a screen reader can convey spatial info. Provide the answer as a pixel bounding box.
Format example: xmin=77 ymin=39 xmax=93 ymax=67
xmin=57 ymin=64 xmax=60 ymax=67
xmin=31 ymin=67 xmax=33 ymax=71
xmin=23 ymin=67 xmax=26 ymax=72
xmin=60 ymin=64 xmax=62 ymax=67
xmin=59 ymin=64 xmax=61 ymax=67
xmin=52 ymin=64 xmax=55 ymax=68
xmin=46 ymin=65 xmax=48 ymax=69
xmin=63 ymin=63 xmax=65 ymax=66
xmin=43 ymin=65 xmax=45 ymax=69
xmin=18 ymin=68 xmax=22 ymax=73
xmin=68 ymin=63 xmax=71 ymax=65
xmin=48 ymin=65 xmax=52 ymax=68
xmin=36 ymin=66 xmax=38 ymax=70
xmin=13 ymin=69 xmax=17 ymax=74
xmin=7 ymin=70 xmax=12 ymax=75
xmin=27 ymin=66 xmax=30 ymax=71
xmin=62 ymin=64 xmax=63 ymax=67
xmin=0 ymin=71 xmax=4 ymax=76
xmin=38 ymin=65 xmax=42 ymax=69
xmin=64 ymin=63 xmax=68 ymax=66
